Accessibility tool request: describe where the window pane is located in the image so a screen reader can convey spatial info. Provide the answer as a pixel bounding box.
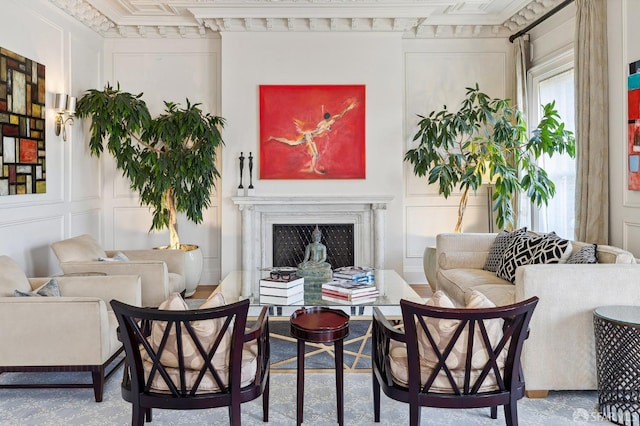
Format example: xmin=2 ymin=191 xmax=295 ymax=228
xmin=537 ymin=69 xmax=576 ymax=239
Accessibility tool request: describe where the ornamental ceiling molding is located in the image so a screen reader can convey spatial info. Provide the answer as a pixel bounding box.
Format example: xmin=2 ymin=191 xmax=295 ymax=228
xmin=50 ymin=0 xmax=565 ymax=39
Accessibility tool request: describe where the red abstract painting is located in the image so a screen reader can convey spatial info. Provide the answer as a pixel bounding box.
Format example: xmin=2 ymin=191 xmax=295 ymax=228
xmin=628 ymin=60 xmax=640 ymax=190
xmin=259 ymin=85 xmax=365 ymax=179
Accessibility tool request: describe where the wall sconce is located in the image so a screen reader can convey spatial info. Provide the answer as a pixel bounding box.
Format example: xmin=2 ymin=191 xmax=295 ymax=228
xmin=54 ymin=93 xmax=76 ymax=142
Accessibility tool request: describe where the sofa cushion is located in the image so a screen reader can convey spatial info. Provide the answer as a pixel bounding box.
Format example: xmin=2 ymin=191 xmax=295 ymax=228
xmin=14 ymin=278 xmax=60 ymax=297
xmin=388 ymin=290 xmax=505 ymax=393
xmin=438 ymin=268 xmax=512 ymax=306
xmin=465 ymin=284 xmax=516 ymax=307
xmin=529 ymin=232 xmax=573 ymax=265
xmin=439 ymin=251 xmax=490 ymax=271
xmin=483 ymin=228 xmax=527 ymax=272
xmin=496 ymin=232 xmax=546 ymax=283
xmin=579 ymin=243 xmax=636 ymax=264
xmin=0 ymin=256 xmax=31 ymax=296
xmin=566 ymin=244 xmax=598 ymax=264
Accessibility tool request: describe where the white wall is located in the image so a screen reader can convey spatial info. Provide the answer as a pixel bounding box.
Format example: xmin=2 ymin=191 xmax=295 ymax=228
xmin=220 ymin=32 xmax=405 ymax=278
xmin=0 ymin=0 xmax=103 ymax=276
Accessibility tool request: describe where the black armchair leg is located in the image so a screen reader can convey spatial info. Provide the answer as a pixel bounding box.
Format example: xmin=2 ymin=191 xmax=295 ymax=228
xmin=373 ymin=372 xmax=381 ymax=422
xmin=262 ymin=375 xmax=270 ymax=422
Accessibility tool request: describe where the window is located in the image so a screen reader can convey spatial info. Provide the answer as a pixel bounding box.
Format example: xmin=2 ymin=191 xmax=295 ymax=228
xmin=528 ymin=52 xmax=576 ymax=239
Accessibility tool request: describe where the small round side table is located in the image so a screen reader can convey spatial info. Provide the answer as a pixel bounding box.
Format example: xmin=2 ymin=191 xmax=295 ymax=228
xmin=594 ymin=305 xmax=640 ymax=425
xmin=290 ymin=307 xmax=350 ymax=426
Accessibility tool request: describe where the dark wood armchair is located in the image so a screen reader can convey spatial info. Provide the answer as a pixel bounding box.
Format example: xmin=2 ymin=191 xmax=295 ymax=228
xmin=372 ymin=296 xmax=538 ymax=426
xmin=111 ymin=298 xmax=270 ymax=425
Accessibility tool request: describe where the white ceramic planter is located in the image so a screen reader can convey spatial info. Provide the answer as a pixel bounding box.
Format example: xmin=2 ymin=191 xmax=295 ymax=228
xmin=182 ymin=245 xmax=203 ymax=297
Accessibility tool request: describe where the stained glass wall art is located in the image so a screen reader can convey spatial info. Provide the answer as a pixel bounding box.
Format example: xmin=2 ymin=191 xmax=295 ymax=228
xmin=0 ymin=47 xmax=46 ymax=195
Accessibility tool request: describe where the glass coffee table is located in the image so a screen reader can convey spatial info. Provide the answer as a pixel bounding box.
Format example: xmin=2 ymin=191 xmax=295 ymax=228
xmin=217 ymin=269 xmax=421 ymax=372
xmin=217 ymin=269 xmax=423 ymax=317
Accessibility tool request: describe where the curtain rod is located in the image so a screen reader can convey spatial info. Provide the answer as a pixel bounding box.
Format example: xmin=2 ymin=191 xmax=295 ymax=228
xmin=509 ymin=0 xmax=575 ymax=43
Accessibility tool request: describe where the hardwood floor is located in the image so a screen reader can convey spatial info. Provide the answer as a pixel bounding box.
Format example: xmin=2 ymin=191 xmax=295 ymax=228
xmin=189 ymin=283 xmax=433 ymax=300
xmin=188 ymin=285 xmax=218 ymax=299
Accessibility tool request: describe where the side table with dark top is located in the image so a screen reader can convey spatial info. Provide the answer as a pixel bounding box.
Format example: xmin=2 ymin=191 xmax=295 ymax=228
xmin=290 ymin=307 xmax=350 ymax=426
xmin=594 ymin=305 xmax=640 ymax=425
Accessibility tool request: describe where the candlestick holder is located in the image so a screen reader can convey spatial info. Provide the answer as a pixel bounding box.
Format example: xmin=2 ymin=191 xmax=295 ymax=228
xmin=237 ymin=152 xmax=245 ymax=196
xmin=247 ymin=152 xmax=255 ymax=196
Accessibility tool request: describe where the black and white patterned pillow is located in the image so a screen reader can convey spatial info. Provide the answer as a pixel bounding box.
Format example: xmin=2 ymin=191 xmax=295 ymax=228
xmin=566 ymin=244 xmax=598 ymax=264
xmin=496 ymin=232 xmax=546 ymax=283
xmin=530 ymin=232 xmax=572 ymax=264
xmin=483 ymin=227 xmax=527 ymax=272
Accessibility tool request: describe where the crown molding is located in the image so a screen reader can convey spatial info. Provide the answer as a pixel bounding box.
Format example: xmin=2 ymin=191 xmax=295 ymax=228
xmin=49 ymin=0 xmax=565 ymax=39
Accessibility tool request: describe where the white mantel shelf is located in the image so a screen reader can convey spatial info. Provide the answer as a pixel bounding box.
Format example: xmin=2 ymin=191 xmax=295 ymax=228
xmin=231 ymin=195 xmax=394 ymax=277
xmin=231 ymin=195 xmax=393 ymax=206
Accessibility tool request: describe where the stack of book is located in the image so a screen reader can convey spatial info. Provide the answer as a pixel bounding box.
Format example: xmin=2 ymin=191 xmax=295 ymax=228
xmin=259 ymin=275 xmax=304 ymax=305
xmin=321 ymin=278 xmax=379 ymax=305
xmin=332 ymin=266 xmax=375 ymax=283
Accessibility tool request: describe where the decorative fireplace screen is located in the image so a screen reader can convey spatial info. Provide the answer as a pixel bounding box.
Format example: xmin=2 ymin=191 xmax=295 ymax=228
xmin=272 ymin=224 xmax=354 ymax=269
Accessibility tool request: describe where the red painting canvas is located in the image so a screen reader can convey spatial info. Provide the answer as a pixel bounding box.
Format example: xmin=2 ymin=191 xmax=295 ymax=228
xmin=259 ymin=85 xmax=365 ymax=179
xmin=628 ymin=60 xmax=640 ymax=190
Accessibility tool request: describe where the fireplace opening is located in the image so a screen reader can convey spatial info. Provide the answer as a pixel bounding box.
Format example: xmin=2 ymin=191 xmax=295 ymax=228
xmin=272 ymin=224 xmax=354 ymax=269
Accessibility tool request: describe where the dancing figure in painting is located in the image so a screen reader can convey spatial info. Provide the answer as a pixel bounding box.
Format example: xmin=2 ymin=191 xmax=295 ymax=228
xmin=268 ymin=99 xmax=356 ymax=174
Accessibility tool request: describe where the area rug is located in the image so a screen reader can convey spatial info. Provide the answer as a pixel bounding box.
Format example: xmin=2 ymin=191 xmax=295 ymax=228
xmin=0 ymin=366 xmax=604 ymax=425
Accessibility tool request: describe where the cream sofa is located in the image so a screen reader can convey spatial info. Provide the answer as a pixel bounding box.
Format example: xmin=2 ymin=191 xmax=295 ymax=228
xmin=430 ymin=232 xmax=640 ymax=397
xmin=51 ymin=234 xmax=186 ymax=307
xmin=0 ymin=255 xmax=141 ymax=401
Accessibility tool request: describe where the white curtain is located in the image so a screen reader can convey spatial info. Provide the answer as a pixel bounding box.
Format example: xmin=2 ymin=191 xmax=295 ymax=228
xmin=574 ymin=0 xmax=609 ymax=243
xmin=514 ymin=35 xmax=531 ymax=231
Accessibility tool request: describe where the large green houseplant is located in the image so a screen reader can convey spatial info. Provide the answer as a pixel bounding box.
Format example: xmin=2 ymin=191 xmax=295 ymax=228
xmin=405 ymin=84 xmax=575 ymax=233
xmin=76 ymin=83 xmax=225 ymax=293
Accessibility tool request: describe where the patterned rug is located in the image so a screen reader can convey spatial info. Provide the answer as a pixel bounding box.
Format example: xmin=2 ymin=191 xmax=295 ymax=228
xmin=0 ymin=366 xmax=604 ymax=425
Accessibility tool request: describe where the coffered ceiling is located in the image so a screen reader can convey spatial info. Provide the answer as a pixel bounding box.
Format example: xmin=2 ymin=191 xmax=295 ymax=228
xmin=50 ymin=0 xmax=565 ymax=38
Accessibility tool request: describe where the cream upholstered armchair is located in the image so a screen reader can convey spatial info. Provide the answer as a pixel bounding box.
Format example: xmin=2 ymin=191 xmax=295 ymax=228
xmin=51 ymin=234 xmax=186 ymax=307
xmin=0 ymin=255 xmax=141 ymax=402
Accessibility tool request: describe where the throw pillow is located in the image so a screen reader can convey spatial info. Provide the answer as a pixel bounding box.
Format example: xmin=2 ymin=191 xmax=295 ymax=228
xmin=496 ymin=232 xmax=546 ymax=283
xmin=98 ymin=252 xmax=129 ymax=261
xmin=403 ymin=290 xmax=505 ymax=392
xmin=483 ymin=227 xmax=527 ymax=272
xmin=418 ymin=290 xmax=502 ymax=366
xmin=150 ymin=292 xmax=229 ymax=370
xmin=529 ymin=232 xmax=573 ymax=265
xmin=567 ymin=244 xmax=598 ymax=264
xmin=14 ymin=278 xmax=61 ymax=297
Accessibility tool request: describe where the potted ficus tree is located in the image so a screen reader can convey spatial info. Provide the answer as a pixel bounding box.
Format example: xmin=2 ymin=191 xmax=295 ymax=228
xmin=76 ymin=83 xmax=225 ymax=295
xmin=405 ymin=83 xmax=575 ymax=233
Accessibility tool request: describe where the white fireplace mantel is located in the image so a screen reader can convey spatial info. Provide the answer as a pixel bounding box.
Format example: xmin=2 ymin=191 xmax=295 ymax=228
xmin=232 ymin=195 xmax=393 ymax=273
